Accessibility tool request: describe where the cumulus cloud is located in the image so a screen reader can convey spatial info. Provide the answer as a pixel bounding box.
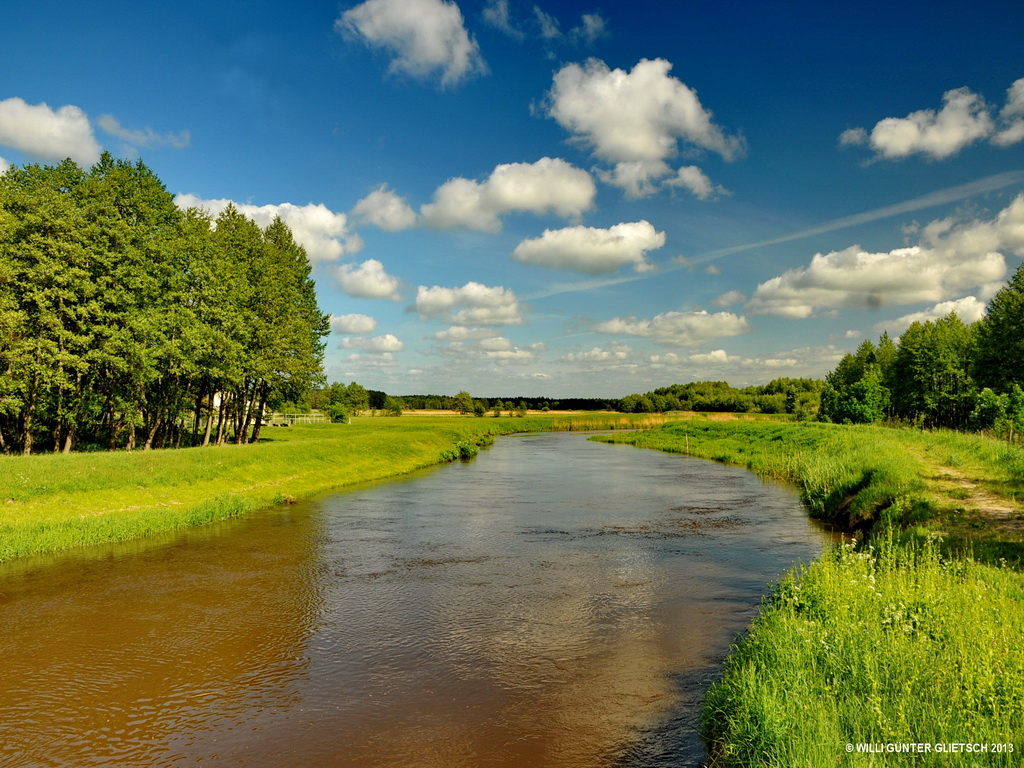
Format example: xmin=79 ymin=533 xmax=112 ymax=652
xmin=433 ymin=326 xmax=501 ymax=341
xmin=421 ymin=157 xmax=596 ymax=231
xmin=97 ymin=114 xmax=190 ymax=149
xmin=0 ymin=156 xmax=8 ymax=174
xmin=594 ymin=309 xmax=750 ymax=347
xmin=748 ymin=194 xmax=1024 ymax=318
xmin=511 ymin=220 xmax=665 ymax=274
xmin=415 ymin=281 xmax=523 ymax=325
xmin=340 ymin=333 xmax=405 ymax=353
xmin=994 ymin=78 xmax=1024 ymax=146
xmin=842 ymin=77 xmax=1024 ymax=160
xmin=334 ymin=259 xmax=403 ymax=300
xmin=338 ymin=0 xmax=486 ymax=87
xmin=351 ymin=184 xmax=418 ymax=231
xmin=712 ymin=289 xmax=747 ymax=307
xmin=875 ymin=296 xmax=988 ymax=334
xmin=665 ymin=165 xmax=729 ymax=199
xmin=544 ymin=58 xmax=743 ymax=196
xmin=0 ymin=97 xmax=101 ymax=165
xmin=174 ymin=194 xmax=363 ymax=263
xmin=330 ymin=313 xmax=378 ymax=334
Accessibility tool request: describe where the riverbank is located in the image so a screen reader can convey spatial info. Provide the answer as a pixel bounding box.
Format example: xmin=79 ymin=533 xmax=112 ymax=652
xmin=0 ymin=412 xmax=676 ymax=564
xmin=596 ymin=421 xmax=1024 ymax=766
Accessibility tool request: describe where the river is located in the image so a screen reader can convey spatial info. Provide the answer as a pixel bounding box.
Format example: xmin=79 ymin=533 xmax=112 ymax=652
xmin=0 ymin=432 xmax=834 ymax=767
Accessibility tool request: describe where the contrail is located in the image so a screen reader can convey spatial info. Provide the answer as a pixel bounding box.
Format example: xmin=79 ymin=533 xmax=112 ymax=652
xmin=527 ymin=170 xmax=1024 ymax=300
xmin=688 ymin=170 xmax=1024 ymax=265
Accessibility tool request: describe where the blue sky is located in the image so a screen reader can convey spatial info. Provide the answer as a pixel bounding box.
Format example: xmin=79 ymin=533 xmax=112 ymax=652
xmin=2 ymin=0 xmax=1023 ymax=397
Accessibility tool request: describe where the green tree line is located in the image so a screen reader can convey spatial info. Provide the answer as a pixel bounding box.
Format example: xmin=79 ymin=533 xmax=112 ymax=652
xmin=616 ymin=378 xmax=824 ymax=418
xmin=820 ymin=262 xmax=1024 ymax=437
xmin=0 ymin=155 xmax=328 ymax=454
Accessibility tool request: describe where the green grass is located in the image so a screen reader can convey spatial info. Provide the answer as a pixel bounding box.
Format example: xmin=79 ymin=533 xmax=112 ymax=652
xmin=703 ymin=535 xmax=1024 ymax=767
xmin=597 ymin=420 xmax=1024 ymax=766
xmin=0 ymin=412 xmax=671 ymax=563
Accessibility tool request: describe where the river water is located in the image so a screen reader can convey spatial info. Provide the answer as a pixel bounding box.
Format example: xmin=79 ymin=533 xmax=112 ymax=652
xmin=0 ymin=432 xmax=833 ymax=767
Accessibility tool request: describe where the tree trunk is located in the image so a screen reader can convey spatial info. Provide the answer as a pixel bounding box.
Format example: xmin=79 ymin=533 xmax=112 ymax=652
xmin=238 ymin=381 xmax=259 ymax=445
xmin=249 ymin=381 xmax=269 ymax=444
xmin=143 ymin=418 xmax=161 ymax=451
xmin=193 ymin=392 xmax=204 ymax=440
xmin=202 ymin=391 xmax=215 ymax=447
xmin=127 ymin=424 xmax=136 ymax=452
xmin=61 ymin=424 xmax=75 ymax=454
xmin=215 ymin=393 xmax=229 ymax=445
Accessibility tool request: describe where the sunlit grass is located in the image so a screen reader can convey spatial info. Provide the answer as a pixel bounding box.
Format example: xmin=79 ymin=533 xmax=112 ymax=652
xmin=703 ymin=536 xmax=1024 ymax=767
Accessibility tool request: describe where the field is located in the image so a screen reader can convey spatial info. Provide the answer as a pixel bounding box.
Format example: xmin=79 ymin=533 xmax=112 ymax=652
xmin=597 ymin=421 xmax=1024 ymax=766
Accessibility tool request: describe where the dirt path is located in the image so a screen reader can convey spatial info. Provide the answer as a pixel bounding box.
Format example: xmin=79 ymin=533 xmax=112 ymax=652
xmin=927 ymin=462 xmax=1024 ymax=537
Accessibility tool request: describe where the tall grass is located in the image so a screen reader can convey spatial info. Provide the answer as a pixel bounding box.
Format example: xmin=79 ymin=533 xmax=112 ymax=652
xmin=703 ymin=536 xmax=1024 ymax=767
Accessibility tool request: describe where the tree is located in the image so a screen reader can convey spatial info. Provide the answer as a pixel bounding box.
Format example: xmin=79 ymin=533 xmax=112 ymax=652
xmin=343 ymin=382 xmax=370 ymax=416
xmin=453 ymin=390 xmax=474 ymax=414
xmin=891 ymin=314 xmax=976 ymax=428
xmin=383 ymin=396 xmax=404 ymax=416
xmin=974 ymin=262 xmax=1024 ymax=393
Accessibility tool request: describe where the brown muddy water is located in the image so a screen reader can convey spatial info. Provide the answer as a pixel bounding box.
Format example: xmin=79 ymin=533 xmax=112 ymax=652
xmin=0 ymin=433 xmax=835 ymax=767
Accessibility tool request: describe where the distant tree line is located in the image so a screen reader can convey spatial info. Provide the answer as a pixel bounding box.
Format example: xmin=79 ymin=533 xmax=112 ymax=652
xmin=820 ymin=262 xmax=1024 ymax=437
xmin=394 ymin=394 xmax=616 ymax=412
xmin=615 ymin=378 xmax=824 ymax=418
xmin=0 ymin=155 xmax=328 ymax=454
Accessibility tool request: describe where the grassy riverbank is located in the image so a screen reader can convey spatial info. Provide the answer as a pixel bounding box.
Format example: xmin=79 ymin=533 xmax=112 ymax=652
xmin=0 ymin=412 xmax=674 ymax=564
xmin=597 ymin=421 xmax=1024 ymax=766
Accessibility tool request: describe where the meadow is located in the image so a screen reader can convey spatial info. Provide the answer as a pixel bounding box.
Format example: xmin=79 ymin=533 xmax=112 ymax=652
xmin=597 ymin=421 xmax=1024 ymax=766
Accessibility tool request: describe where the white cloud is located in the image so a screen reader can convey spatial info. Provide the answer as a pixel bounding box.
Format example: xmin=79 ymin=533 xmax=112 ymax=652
xmin=483 ymin=2 xmax=606 ymax=47
xmin=0 ymin=97 xmax=101 ymax=165
xmin=994 ymin=78 xmax=1024 ymax=147
xmin=433 ymin=326 xmax=501 ymax=341
xmin=570 ymin=13 xmax=607 ymax=45
xmin=351 ymin=184 xmax=417 ymax=230
xmin=748 ymin=195 xmax=1024 ymax=318
xmin=665 ymin=165 xmax=728 ymax=200
xmin=561 ymin=342 xmax=636 ymax=364
xmin=330 ymin=313 xmax=378 ymax=334
xmin=415 ymin=281 xmax=523 ymax=325
xmin=712 ymin=289 xmax=747 ymax=307
xmin=435 ymin=332 xmax=536 ymax=363
xmin=544 ymin=58 xmax=743 ymax=196
xmin=97 ymin=115 xmax=190 ymax=149
xmin=594 ymin=309 xmax=750 ymax=347
xmin=875 ymin=296 xmax=988 ymax=334
xmin=338 ymin=0 xmax=486 ymax=87
xmin=174 ymin=194 xmax=363 ymax=263
xmin=482 ymin=0 xmax=524 ymax=40
xmin=869 ymin=87 xmax=993 ymax=160
xmin=340 ymin=333 xmax=405 ymax=353
xmin=334 ymin=259 xmax=403 ymax=300
xmin=0 ymin=156 xmax=8 ymax=174
xmin=512 ymin=220 xmax=665 ymax=274
xmin=842 ymin=77 xmax=1024 ymax=160
xmin=421 ymin=157 xmax=596 ymax=231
